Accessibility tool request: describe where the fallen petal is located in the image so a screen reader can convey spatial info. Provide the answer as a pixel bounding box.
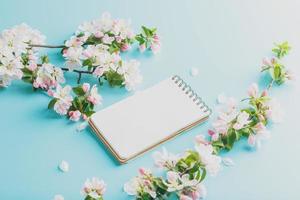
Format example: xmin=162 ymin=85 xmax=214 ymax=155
xmin=222 ymin=157 xmax=235 ymax=167
xmin=217 ymin=93 xmax=227 ymax=104
xmin=190 ymin=67 xmax=199 ymax=77
xmin=76 ymin=122 xmax=87 ymax=132
xmin=53 ymin=194 xmax=64 ymax=200
xmin=59 ymin=160 xmax=69 ymax=172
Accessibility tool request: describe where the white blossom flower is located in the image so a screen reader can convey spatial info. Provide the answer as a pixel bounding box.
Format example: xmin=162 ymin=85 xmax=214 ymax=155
xmin=165 ymin=171 xmax=184 ymax=192
xmin=68 ymin=110 xmax=81 ymax=121
xmin=212 ymin=95 xmax=239 ymax=135
xmin=53 ymin=85 xmax=73 ymax=115
xmin=123 ymin=177 xmax=140 ymax=196
xmin=0 ymin=23 xmax=46 ymax=87
xmin=0 ymin=55 xmax=23 ymax=87
xmin=152 ymin=147 xmax=179 ymax=169
xmin=233 ymin=111 xmax=251 ymax=130
xmin=248 ymin=122 xmax=271 ymax=148
xmin=118 ymin=60 xmax=142 ymax=91
xmin=264 ymin=99 xmax=283 ymax=123
xmin=247 ymin=83 xmax=259 ymax=98
xmin=195 ymin=135 xmax=222 ymax=176
xmin=87 ymin=85 xmax=102 ymax=105
xmin=63 ymin=46 xmax=83 ymax=70
xmin=82 ymin=177 xmax=106 ymax=199
xmin=33 ymin=63 xmax=65 ymax=90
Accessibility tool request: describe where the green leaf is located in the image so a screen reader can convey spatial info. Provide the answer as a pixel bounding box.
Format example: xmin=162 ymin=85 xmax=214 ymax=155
xmin=82 ymin=58 xmax=93 ymax=67
xmin=72 ymin=86 xmax=85 ymax=96
xmin=85 ymin=110 xmax=95 ymax=117
xmin=142 ymin=26 xmax=151 ymax=37
xmin=225 ymin=129 xmax=237 ymax=150
xmin=273 ymin=65 xmax=281 ymax=80
xmin=200 ymin=168 xmax=206 ymax=182
xmin=104 ymin=70 xmax=125 ymax=87
xmin=48 ymin=98 xmax=57 ymax=109
xmin=41 ymin=55 xmax=49 ymax=64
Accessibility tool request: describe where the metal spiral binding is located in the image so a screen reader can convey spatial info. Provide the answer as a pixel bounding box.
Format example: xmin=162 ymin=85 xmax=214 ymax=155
xmin=171 ymin=75 xmax=212 ymax=115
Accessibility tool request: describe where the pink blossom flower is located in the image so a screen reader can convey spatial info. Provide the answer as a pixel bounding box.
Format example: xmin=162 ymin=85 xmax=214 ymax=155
xmin=82 ymin=177 xmax=106 ymax=199
xmin=247 ymin=83 xmax=259 ymax=98
xmin=180 ymin=194 xmax=192 ymax=200
xmin=54 ymin=100 xmax=72 ymax=115
xmin=153 ymin=34 xmax=160 ymax=43
xmin=115 ymin=35 xmax=122 ymax=43
xmin=82 ymin=83 xmax=90 ymax=93
xmin=261 ymin=90 xmax=268 ymax=97
xmin=93 ymin=67 xmax=105 ymax=77
xmin=150 ymin=43 xmax=160 ymax=54
xmin=262 ymin=57 xmax=276 ymax=66
xmin=47 ymin=89 xmax=54 ymax=97
xmin=68 ymin=110 xmax=81 ymax=121
xmin=139 ymin=43 xmax=146 ymax=53
xmin=94 ymin=31 xmax=104 ymax=38
xmin=285 ymin=70 xmax=294 ymax=80
xmin=87 ymin=85 xmax=102 ymax=105
xmin=102 ymin=34 xmax=114 ymax=44
xmin=195 ymin=135 xmax=210 ymax=145
xmin=152 ymin=147 xmax=179 ymax=169
xmin=28 ymin=63 xmax=37 ymax=71
xmin=82 ymin=114 xmax=88 ymax=121
xmin=121 ymin=43 xmax=131 ymax=52
xmin=233 ymin=111 xmax=251 ymax=130
xmin=248 ymin=134 xmax=256 ymax=146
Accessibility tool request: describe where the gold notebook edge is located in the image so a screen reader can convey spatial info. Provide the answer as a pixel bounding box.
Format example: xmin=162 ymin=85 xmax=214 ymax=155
xmin=89 ymin=114 xmax=210 ymax=164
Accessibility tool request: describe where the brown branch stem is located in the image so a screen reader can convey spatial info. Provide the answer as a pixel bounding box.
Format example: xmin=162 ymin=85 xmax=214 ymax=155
xmin=29 ymin=44 xmax=65 ymax=48
xmin=37 ymin=64 xmax=96 ymax=84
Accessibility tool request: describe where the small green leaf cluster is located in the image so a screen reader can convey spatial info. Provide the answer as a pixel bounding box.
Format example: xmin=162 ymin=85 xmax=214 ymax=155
xmin=135 ymin=26 xmax=159 ymax=49
xmin=262 ymin=41 xmax=292 ymax=85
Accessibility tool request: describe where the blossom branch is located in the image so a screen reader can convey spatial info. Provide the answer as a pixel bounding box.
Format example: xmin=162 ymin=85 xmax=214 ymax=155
xmin=29 ymin=44 xmax=65 ymax=48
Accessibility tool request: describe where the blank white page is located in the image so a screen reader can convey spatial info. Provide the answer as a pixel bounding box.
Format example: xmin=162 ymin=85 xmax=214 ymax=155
xmin=90 ymin=75 xmax=211 ymax=161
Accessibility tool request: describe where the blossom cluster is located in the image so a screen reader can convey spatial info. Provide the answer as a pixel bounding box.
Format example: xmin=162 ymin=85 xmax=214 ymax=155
xmin=209 ymin=42 xmax=291 ymax=153
xmin=261 ymin=41 xmax=292 ymax=85
xmin=48 ymin=83 xmax=102 ymax=121
xmin=124 ymin=136 xmax=222 ymax=200
xmin=209 ymin=83 xmax=282 ymax=152
xmin=0 ymin=23 xmax=46 ymax=87
xmin=62 ymin=12 xmax=159 ymax=91
xmin=124 ymin=42 xmax=291 ymax=200
xmin=81 ymin=177 xmax=106 ymax=200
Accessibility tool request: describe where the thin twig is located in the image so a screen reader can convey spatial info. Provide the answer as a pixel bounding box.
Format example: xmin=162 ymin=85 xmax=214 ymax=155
xmin=29 ymin=44 xmax=65 ymax=48
xmin=267 ymin=80 xmax=274 ymax=90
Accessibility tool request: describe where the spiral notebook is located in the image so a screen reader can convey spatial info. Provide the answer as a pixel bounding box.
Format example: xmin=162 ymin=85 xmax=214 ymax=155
xmin=89 ymin=75 xmax=211 ymax=164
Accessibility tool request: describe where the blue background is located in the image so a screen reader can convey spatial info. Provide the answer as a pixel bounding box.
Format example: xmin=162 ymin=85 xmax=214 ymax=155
xmin=0 ymin=0 xmax=300 ymax=199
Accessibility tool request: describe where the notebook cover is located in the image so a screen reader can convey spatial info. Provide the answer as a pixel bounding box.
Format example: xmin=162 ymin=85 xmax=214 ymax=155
xmin=89 ymin=75 xmax=211 ymax=164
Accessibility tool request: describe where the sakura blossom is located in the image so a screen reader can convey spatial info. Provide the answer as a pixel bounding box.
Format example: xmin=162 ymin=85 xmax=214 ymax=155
xmin=152 ymin=147 xmax=179 ymax=169
xmin=87 ymin=85 xmax=102 ymax=105
xmin=82 ymin=177 xmax=106 ymax=199
xmin=52 ymin=85 xmax=73 ymax=115
xmin=33 ymin=63 xmax=65 ymax=90
xmin=0 ymin=23 xmax=46 ymax=87
xmin=194 ymin=135 xmax=222 ymax=176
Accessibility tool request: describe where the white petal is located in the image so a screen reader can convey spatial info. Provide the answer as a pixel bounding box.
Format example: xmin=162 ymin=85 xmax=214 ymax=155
xmin=222 ymin=157 xmax=235 ymax=167
xmin=76 ymin=122 xmax=87 ymax=132
xmin=217 ymin=93 xmax=227 ymax=104
xmin=190 ymin=67 xmax=199 ymax=77
xmin=53 ymin=194 xmax=64 ymax=200
xmin=58 ymin=160 xmax=69 ymax=172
